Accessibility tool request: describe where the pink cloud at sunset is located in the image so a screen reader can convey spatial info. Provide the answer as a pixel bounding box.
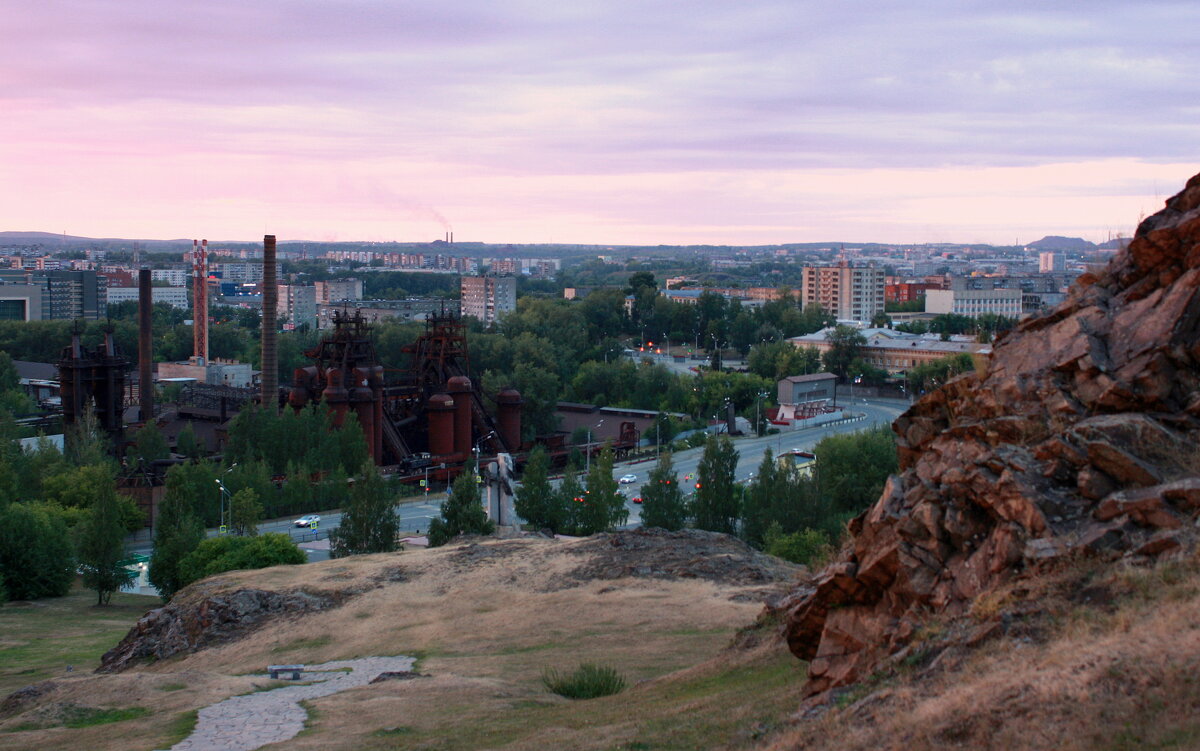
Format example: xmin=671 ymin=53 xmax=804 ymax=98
xmin=1 ymin=0 xmax=1197 ymax=244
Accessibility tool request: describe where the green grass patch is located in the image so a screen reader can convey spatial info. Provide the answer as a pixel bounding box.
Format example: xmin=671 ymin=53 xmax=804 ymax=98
xmin=0 ymin=584 xmax=158 ymax=696
xmin=372 ymin=725 xmax=416 ymax=737
xmin=542 ymin=663 xmax=627 ymax=700
xmin=271 ymin=634 xmax=332 ymax=654
xmin=63 ymin=706 xmax=150 ymax=728
xmin=157 ymin=682 xmax=187 ymax=692
xmin=162 ymin=709 xmax=199 ymax=746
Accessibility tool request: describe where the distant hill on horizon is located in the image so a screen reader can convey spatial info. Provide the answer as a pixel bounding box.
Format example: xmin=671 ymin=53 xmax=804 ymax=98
xmin=1026 ymin=235 xmax=1097 ymax=251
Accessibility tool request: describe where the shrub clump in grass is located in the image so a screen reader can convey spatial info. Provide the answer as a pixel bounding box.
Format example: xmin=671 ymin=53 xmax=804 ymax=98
xmin=542 ymin=663 xmax=626 ymax=699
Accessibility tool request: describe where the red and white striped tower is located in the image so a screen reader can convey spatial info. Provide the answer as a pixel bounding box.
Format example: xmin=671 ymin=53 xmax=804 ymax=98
xmin=192 ymin=239 xmax=209 ymax=363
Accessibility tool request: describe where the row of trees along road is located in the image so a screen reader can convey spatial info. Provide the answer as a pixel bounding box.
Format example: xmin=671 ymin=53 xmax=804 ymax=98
xmin=623 ymin=427 xmax=898 ymax=564
xmin=511 ymin=446 xmax=629 ymax=537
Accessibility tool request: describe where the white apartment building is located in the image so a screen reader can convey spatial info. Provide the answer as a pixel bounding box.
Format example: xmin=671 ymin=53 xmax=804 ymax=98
xmin=105 ymin=286 xmax=190 ymax=310
xmin=925 ymin=288 xmax=1023 ymax=318
xmin=460 ymin=275 xmax=517 ymax=325
xmin=150 ymin=268 xmax=190 ymax=286
xmin=799 ymin=263 xmax=885 ymax=324
xmin=218 ymin=262 xmax=264 ymax=284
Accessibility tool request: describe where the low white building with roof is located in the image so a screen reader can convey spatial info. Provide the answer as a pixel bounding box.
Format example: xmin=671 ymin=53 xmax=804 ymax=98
xmin=788 ymin=327 xmax=989 ymax=374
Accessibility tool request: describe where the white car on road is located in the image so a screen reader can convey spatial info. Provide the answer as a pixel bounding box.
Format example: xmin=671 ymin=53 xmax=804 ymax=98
xmin=618 ymin=474 xmax=638 ymax=484
xmin=294 ymin=514 xmax=321 ymax=528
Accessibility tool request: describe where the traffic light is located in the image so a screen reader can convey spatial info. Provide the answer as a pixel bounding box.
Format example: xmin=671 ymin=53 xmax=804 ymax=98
xmin=695 ymin=482 xmax=702 ymax=490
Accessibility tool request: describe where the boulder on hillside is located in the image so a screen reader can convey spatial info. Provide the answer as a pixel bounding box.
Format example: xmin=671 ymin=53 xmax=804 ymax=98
xmin=780 ymin=173 xmax=1200 ymax=696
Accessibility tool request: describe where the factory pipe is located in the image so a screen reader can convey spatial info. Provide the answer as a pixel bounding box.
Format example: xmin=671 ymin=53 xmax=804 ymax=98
xmin=261 ymin=234 xmax=278 ymax=413
xmin=138 ymin=268 xmax=154 ymax=422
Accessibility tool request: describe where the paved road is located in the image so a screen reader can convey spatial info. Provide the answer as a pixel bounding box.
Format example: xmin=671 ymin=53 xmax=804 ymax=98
xmin=130 ymin=398 xmax=909 ymax=561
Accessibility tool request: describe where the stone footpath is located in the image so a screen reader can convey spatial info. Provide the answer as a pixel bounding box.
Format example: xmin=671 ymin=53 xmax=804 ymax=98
xmin=165 ymin=655 xmax=415 ymax=751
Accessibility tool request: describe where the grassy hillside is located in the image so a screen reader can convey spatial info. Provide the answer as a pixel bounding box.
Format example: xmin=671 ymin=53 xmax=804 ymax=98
xmin=0 ymin=533 xmax=808 ymax=751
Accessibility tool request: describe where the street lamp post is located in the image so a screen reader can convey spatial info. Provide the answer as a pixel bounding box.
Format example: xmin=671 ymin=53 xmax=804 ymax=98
xmin=755 ymin=390 xmax=768 ymax=437
xmin=214 ymin=463 xmax=237 ymax=534
xmin=214 ymin=479 xmax=231 ymax=534
xmin=586 ymin=420 xmax=604 ymax=473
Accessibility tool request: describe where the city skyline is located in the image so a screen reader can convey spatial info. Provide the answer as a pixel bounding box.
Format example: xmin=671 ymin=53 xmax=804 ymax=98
xmin=2 ymin=1 xmax=1197 ymax=246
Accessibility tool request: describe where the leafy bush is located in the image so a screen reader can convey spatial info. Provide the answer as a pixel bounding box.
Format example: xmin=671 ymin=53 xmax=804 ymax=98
xmin=0 ymin=502 xmax=75 ymax=600
xmin=542 ymin=663 xmax=626 ymax=699
xmin=428 ymin=466 xmax=493 ymax=547
xmin=763 ymin=523 xmax=833 ymax=566
xmin=177 ymin=533 xmax=306 ymax=587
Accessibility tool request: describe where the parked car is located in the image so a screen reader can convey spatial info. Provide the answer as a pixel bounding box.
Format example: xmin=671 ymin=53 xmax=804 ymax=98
xmin=619 ymin=474 xmax=638 ymax=484
xmin=632 ymin=496 xmax=642 ymax=504
xmin=294 ymin=514 xmax=321 ymax=528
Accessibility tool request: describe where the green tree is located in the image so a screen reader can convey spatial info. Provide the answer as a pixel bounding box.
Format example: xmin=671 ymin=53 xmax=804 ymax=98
xmin=178 ymin=533 xmax=306 ymax=587
xmin=427 ymin=464 xmax=494 ymax=547
xmin=64 ymin=405 xmax=111 ymax=466
xmin=229 ymin=488 xmax=263 ymax=537
xmin=126 ymin=421 xmax=170 ymax=466
xmin=330 ymin=463 xmax=398 ymax=557
xmin=814 ymin=424 xmax=898 ymax=518
xmin=639 ymin=452 xmax=687 ymax=531
xmin=692 ymin=434 xmax=740 ymax=534
xmin=149 ymin=490 xmax=206 ymax=601
xmin=0 ymin=351 xmax=19 ymax=392
xmin=557 ymin=462 xmax=586 ymax=535
xmin=41 ymin=464 xmax=144 ymax=531
xmin=821 ymin=325 xmax=866 ymax=380
xmin=576 ymin=447 xmax=627 ymax=534
xmin=175 ymin=423 xmax=202 ymax=459
xmin=75 ymin=482 xmax=134 ymax=605
xmin=740 ymin=449 xmax=781 ymax=547
xmin=0 ymin=503 xmax=75 ymax=600
xmin=514 ymin=446 xmax=562 ymax=532
xmin=163 ymin=461 xmax=221 ymax=527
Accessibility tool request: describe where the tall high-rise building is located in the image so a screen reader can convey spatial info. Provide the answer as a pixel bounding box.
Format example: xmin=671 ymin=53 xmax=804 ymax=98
xmin=460 ymin=275 xmax=517 ymax=325
xmin=799 ymin=262 xmax=885 ymax=323
xmin=0 ymin=270 xmax=105 ymax=320
xmin=279 ymin=285 xmax=318 ymax=330
xmin=1039 ymin=251 xmax=1065 ymax=273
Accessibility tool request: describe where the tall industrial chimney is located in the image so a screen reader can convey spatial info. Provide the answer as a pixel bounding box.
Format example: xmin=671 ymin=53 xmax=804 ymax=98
xmin=261 ymin=234 xmax=278 ymax=413
xmin=191 ymin=239 xmax=209 ymax=363
xmin=138 ymin=268 xmax=154 ymax=422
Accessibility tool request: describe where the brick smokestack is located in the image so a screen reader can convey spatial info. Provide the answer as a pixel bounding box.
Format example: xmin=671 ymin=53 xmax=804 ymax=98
xmin=261 ymin=234 xmax=278 ymax=413
xmin=138 ymin=268 xmax=154 ymax=422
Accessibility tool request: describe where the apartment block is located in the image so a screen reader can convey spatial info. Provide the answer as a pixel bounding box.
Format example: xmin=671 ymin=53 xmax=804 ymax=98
xmin=150 ymin=268 xmax=190 ymax=286
xmin=279 ymin=285 xmax=318 ymax=330
xmin=460 ymin=275 xmax=517 ymax=325
xmin=314 ymin=278 xmax=363 ymax=304
xmin=799 ymin=263 xmax=885 ymax=323
xmin=105 ymin=286 xmax=190 ymax=310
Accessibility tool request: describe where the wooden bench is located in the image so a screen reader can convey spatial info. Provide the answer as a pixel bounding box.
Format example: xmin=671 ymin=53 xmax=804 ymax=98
xmin=268 ymin=664 xmax=304 ymax=680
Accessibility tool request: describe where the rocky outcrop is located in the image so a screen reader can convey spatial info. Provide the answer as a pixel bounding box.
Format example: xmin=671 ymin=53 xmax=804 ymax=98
xmin=781 ymin=173 xmax=1200 ymax=695
xmin=568 ymin=528 xmax=802 ymax=587
xmin=98 ymin=587 xmax=344 ymax=673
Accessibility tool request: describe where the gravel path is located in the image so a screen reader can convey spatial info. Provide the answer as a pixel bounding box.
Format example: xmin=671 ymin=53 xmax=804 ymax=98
xmin=165 ymin=655 xmax=416 ymax=751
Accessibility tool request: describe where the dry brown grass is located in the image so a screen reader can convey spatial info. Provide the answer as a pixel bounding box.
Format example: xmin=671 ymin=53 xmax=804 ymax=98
xmin=760 ymin=555 xmax=1200 ymax=751
xmin=0 ymin=535 xmax=801 ymax=750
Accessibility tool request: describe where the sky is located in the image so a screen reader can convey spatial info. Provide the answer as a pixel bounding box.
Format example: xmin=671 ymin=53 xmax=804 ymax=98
xmin=2 ymin=1 xmax=1198 ymax=246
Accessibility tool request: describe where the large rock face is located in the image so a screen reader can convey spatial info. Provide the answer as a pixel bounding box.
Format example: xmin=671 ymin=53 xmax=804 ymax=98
xmin=782 ymin=173 xmax=1200 ymax=695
